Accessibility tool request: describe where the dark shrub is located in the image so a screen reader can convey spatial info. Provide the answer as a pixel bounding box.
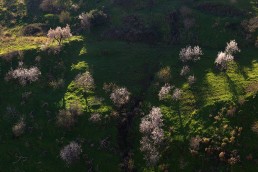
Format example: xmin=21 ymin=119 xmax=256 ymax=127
xmin=22 ymin=23 xmax=48 ymax=36
xmin=102 ymin=15 xmax=162 ymax=43
xmin=59 ymin=11 xmax=71 ymax=24
xmin=56 ymin=109 xmax=76 ymax=129
xmin=40 ymin=0 xmax=59 ymax=13
xmin=113 ymin=0 xmax=133 ymax=6
xmin=44 ymin=14 xmax=59 ymax=26
xmin=79 ymin=9 xmax=108 ymax=31
xmin=89 ymin=9 xmax=108 ymax=26
xmin=25 ymin=0 xmax=42 ymax=16
xmin=166 ymin=11 xmax=181 ymax=43
xmin=196 ymin=2 xmax=245 ymax=17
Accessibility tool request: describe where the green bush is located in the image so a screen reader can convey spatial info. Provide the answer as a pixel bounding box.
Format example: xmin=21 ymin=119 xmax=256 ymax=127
xmin=44 ymin=14 xmax=59 ymax=26
xmin=22 ymin=23 xmax=47 ymax=36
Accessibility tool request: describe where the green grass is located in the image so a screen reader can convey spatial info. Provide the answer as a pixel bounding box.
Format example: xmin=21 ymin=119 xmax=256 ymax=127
xmin=0 ymin=0 xmax=258 ymax=171
xmin=0 ymin=35 xmax=83 ymax=55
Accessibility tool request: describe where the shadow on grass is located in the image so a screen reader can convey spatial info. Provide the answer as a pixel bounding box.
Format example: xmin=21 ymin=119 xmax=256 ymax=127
xmin=225 ymin=73 xmax=239 ymax=102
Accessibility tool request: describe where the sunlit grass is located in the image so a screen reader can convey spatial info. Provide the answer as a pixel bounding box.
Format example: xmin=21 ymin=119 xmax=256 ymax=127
xmin=0 ymin=36 xmax=83 ymax=55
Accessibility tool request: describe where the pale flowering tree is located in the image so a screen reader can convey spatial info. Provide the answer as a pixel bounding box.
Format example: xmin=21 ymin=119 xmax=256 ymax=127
xmin=158 ymin=85 xmax=182 ymax=101
xmin=188 ymin=75 xmax=196 ymax=85
xmin=179 ymin=46 xmax=203 ymax=63
xmin=225 ymin=40 xmax=241 ymax=55
xmin=172 ymin=88 xmax=182 ymax=101
xmin=215 ymin=51 xmax=234 ymax=70
xmin=189 ymin=136 xmax=202 ymax=151
xmin=79 ymin=13 xmax=91 ymax=29
xmin=79 ymin=10 xmax=108 ymax=31
xmin=47 ymin=24 xmax=72 ymax=45
xmin=12 ymin=118 xmax=26 ymax=137
xmin=74 ymin=71 xmax=95 ymax=112
xmin=139 ymin=107 xmax=164 ymax=166
xmin=215 ymin=40 xmax=240 ymax=70
xmin=89 ymin=113 xmax=101 ymax=123
xmin=140 ymin=137 xmax=160 ymax=166
xmin=60 ymin=141 xmax=82 ymax=165
xmin=5 ymin=62 xmax=41 ymax=86
xmin=74 ymin=71 xmax=95 ymax=91
xmin=180 ymin=65 xmax=190 ymax=76
xmin=110 ymin=87 xmax=130 ymax=107
xmin=158 ymin=83 xmax=173 ymax=100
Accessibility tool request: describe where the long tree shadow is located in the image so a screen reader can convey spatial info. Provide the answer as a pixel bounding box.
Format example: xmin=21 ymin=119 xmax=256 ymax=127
xmin=225 ymin=73 xmax=240 ymax=102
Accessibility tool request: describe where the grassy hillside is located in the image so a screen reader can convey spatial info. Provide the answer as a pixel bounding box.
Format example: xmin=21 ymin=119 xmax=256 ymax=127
xmin=0 ymin=0 xmax=258 ymax=171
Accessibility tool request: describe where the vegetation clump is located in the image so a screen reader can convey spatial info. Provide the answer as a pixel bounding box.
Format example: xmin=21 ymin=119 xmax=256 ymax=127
xmin=60 ymin=141 xmax=82 ymax=165
xmin=140 ymin=107 xmax=164 ymax=166
xmin=47 ymin=24 xmax=72 ymax=45
xmin=12 ymin=118 xmax=26 ymax=137
xmin=5 ymin=62 xmax=41 ymax=86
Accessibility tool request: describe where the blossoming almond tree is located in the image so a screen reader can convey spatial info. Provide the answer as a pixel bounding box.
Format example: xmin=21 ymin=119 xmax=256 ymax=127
xmin=47 ymin=24 xmax=72 ymax=45
xmin=60 ymin=141 xmax=82 ymax=165
xmin=110 ymin=87 xmax=131 ymax=107
xmin=139 ymin=107 xmax=164 ymax=166
xmin=5 ymin=62 xmax=41 ymax=86
xmin=158 ymin=83 xmax=173 ymax=100
xmin=215 ymin=40 xmax=241 ymax=70
xmin=179 ymin=46 xmax=203 ymax=63
xmin=74 ymin=71 xmax=95 ymax=112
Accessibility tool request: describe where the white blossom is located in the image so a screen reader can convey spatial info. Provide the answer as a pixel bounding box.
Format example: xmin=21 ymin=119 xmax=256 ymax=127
xmin=179 ymin=46 xmax=203 ymax=63
xmin=60 ymin=141 xmax=82 ymax=165
xmin=75 ymin=72 xmax=94 ymax=91
xmin=189 ymin=136 xmax=202 ymax=151
xmin=225 ymin=40 xmax=240 ymax=55
xmin=172 ymin=88 xmax=182 ymax=101
xmin=79 ymin=13 xmax=91 ymax=28
xmin=47 ymin=24 xmax=72 ymax=45
xmin=89 ymin=113 xmax=101 ymax=123
xmin=140 ymin=136 xmax=160 ymax=166
xmin=188 ymin=75 xmax=196 ymax=85
xmin=12 ymin=118 xmax=26 ymax=137
xmin=180 ymin=65 xmax=190 ymax=76
xmin=110 ymin=87 xmax=130 ymax=107
xmin=5 ymin=62 xmax=41 ymax=86
xmin=158 ymin=84 xmax=173 ymax=100
xmin=139 ymin=107 xmax=164 ymax=166
xmin=215 ymin=40 xmax=241 ymax=70
xmin=215 ymin=51 xmax=234 ymax=70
